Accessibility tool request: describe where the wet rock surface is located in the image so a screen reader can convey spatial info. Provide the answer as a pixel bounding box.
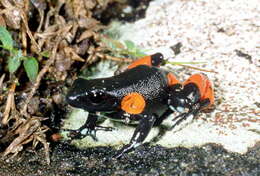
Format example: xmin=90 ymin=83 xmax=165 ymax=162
xmin=0 ymin=142 xmax=259 ymax=176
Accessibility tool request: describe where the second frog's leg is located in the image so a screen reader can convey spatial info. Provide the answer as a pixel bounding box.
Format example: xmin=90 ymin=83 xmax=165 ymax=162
xmin=113 ymin=114 xmax=157 ymax=158
xmin=115 ymin=53 xmax=165 ymax=75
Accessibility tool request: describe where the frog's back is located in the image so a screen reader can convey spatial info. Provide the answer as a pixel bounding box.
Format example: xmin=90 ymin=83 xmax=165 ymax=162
xmin=106 ymin=65 xmax=170 ymax=115
xmin=105 ymin=65 xmax=168 ymax=98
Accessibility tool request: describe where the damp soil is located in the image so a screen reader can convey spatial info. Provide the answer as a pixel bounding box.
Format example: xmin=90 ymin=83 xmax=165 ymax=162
xmin=0 ymin=142 xmax=259 ymax=176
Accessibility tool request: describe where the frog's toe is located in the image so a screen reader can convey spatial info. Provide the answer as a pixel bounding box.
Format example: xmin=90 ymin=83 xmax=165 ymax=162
xmin=86 ymin=129 xmax=98 ymax=141
xmin=64 ymin=129 xmax=87 ymax=139
xmin=67 ymin=130 xmax=84 ymax=139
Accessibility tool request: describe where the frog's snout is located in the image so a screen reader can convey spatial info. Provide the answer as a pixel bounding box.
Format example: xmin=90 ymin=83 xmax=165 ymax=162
xmin=66 ymin=89 xmax=79 ymax=108
xmin=66 ymin=78 xmax=87 ymax=107
xmin=66 ymin=78 xmax=119 ymax=111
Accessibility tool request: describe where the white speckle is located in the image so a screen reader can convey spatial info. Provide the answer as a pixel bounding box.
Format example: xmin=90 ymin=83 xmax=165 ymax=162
xmin=123 ymin=6 xmax=133 ymax=14
xmin=125 ymin=117 xmax=131 ymax=124
xmin=13 ymin=9 xmax=20 ymax=16
xmin=169 ymin=105 xmax=176 ymax=111
xmin=134 ymin=132 xmax=140 ymax=141
xmin=176 ymin=107 xmax=184 ymax=112
xmin=124 ymin=113 xmax=131 ymax=117
xmin=69 ymin=96 xmax=77 ymax=100
xmin=81 ymin=129 xmax=88 ymax=135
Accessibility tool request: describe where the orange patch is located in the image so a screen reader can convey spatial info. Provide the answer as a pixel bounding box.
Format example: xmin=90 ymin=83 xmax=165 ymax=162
xmin=167 ymin=73 xmax=180 ymax=86
xmin=184 ymin=74 xmax=214 ymax=105
xmin=184 ymin=74 xmax=207 ymax=96
xmin=121 ymin=92 xmax=146 ymax=114
xmin=51 ymin=133 xmax=62 ymax=142
xmin=202 ymin=79 xmax=215 ymax=106
xmin=127 ymin=56 xmax=152 ymax=69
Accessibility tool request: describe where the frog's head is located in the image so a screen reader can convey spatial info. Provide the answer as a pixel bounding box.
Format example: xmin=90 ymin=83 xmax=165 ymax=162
xmin=167 ymin=83 xmax=200 ymax=113
xmin=66 ymin=78 xmax=119 ymax=111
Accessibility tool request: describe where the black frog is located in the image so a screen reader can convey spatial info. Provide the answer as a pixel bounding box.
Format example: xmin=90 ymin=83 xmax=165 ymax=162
xmin=66 ymin=53 xmax=214 ymax=158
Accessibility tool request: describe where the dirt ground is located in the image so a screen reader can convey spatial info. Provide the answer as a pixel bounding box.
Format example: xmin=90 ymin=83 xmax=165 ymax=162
xmin=0 ymin=142 xmax=259 ymax=176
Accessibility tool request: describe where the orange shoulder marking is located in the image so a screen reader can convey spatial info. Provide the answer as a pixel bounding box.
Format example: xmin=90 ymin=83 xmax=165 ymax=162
xmin=167 ymin=73 xmax=180 ymax=86
xmin=121 ymin=92 xmax=146 ymax=114
xmin=127 ymin=56 xmax=152 ymax=69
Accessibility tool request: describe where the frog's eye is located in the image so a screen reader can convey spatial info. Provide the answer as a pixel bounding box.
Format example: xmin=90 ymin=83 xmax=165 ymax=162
xmin=88 ymin=91 xmax=107 ymax=104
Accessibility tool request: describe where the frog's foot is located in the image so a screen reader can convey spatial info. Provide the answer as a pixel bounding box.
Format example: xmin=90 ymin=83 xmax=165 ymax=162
xmin=65 ymin=126 xmax=114 ymax=141
xmin=66 ymin=128 xmax=98 ymax=141
xmin=113 ymin=114 xmax=156 ymax=159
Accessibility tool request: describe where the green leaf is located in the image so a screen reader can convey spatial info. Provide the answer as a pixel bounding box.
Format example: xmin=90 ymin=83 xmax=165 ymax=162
xmin=124 ymin=40 xmax=135 ymax=50
xmin=134 ymin=49 xmax=147 ymax=57
xmin=8 ymin=50 xmax=22 ymax=73
xmin=23 ymin=57 xmax=39 ymax=82
xmin=0 ymin=26 xmax=13 ymax=50
xmin=40 ymin=50 xmax=50 ymax=57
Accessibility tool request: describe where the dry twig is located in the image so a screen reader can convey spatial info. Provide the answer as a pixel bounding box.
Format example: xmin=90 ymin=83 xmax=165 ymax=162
xmin=2 ymin=81 xmax=17 ymax=125
xmin=3 ymin=117 xmax=50 ymax=164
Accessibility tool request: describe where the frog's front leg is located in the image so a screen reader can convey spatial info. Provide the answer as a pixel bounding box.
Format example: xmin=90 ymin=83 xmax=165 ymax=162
xmin=67 ymin=111 xmax=113 ymax=141
xmin=113 ymin=113 xmax=157 ymax=158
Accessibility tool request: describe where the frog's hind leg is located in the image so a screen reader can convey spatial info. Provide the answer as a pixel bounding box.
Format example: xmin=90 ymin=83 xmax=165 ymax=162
xmin=113 ymin=114 xmax=156 ymax=159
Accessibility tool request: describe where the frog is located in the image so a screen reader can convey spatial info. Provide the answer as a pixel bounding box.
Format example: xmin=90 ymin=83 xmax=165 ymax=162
xmin=66 ymin=53 xmax=214 ymax=158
